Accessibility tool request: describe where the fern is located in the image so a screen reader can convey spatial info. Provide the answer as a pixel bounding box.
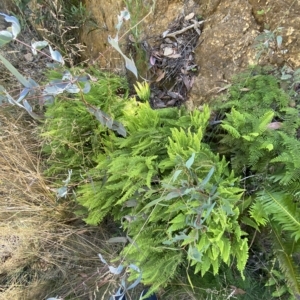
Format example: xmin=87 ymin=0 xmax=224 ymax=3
xmin=256 ymin=189 xmax=300 ymax=241
xmin=271 ymin=222 xmax=300 ymax=298
xmin=41 ymin=68 xmax=128 ymax=181
xmin=271 ymin=132 xmax=300 ymax=184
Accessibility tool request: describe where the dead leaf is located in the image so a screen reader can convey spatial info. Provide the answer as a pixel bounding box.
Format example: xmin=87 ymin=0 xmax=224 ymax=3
xmin=167 ymin=91 xmax=184 ymax=100
xmin=183 ymin=76 xmax=190 ymax=90
xmin=155 ymin=101 xmax=167 ymax=108
xmin=150 ymin=56 xmax=156 ymax=66
xmin=167 ymin=53 xmax=181 ymax=58
xmin=192 ymin=19 xmax=201 ymax=35
xmin=185 ymin=12 xmax=195 ymax=21
xmin=216 ymin=84 xmax=232 ymax=93
xmin=267 ymin=122 xmax=282 ymax=130
xmin=156 ymin=70 xmax=165 ymax=82
xmin=189 ymin=76 xmax=195 ymax=88
xmin=230 ymin=286 xmax=246 ymax=295
xmin=87 ymin=73 xmax=99 ymax=82
xmin=24 ymin=53 xmax=33 ymax=62
xmin=181 ymin=68 xmax=188 ymax=75
xmin=240 ymin=88 xmax=250 ymax=92
xmin=128 ymin=34 xmax=136 ymax=43
xmin=163 ymin=47 xmax=174 ymax=56
xmin=164 ymin=38 xmax=173 ymax=44
xmin=167 ymin=99 xmax=176 ymax=106
xmin=162 ymin=30 xmax=170 ymax=38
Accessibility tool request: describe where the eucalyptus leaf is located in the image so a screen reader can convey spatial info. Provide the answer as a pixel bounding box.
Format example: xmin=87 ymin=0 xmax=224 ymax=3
xmin=108 ymin=36 xmax=138 ymax=78
xmin=66 ymin=83 xmax=80 ymax=93
xmin=44 ymin=83 xmax=66 ymax=95
xmin=0 ymin=13 xmax=21 ymax=38
xmin=276 ymin=35 xmax=282 ymax=48
xmin=62 ymin=70 xmax=72 ymax=80
xmin=28 ymin=77 xmax=39 ymax=88
xmin=281 ymin=74 xmax=292 ymax=80
xmin=82 ymin=81 xmax=91 ymax=93
xmin=49 ymin=45 xmax=64 ymax=65
xmin=42 ymin=94 xmax=54 ymax=105
xmin=88 ymin=107 xmax=127 ymax=137
xmin=116 ymin=8 xmax=130 ymax=31
xmin=112 ymin=120 xmax=127 ymax=137
xmin=4 ymin=90 xmax=24 ymax=108
xmin=17 ymin=87 xmax=30 ymax=103
xmin=200 ymin=167 xmax=215 ymax=187
xmin=188 ymin=246 xmax=203 ymax=262
xmin=108 ymin=264 xmax=124 ymax=275
xmin=98 ymin=253 xmax=108 ymax=265
xmin=31 ymin=40 xmax=48 ymax=55
xmin=62 ymin=169 xmax=72 ymax=185
xmin=0 ymin=30 xmax=13 ymax=47
xmin=185 ymin=153 xmax=195 ymax=169
xmin=76 ymin=75 xmax=90 ymax=82
xmin=165 ymin=190 xmax=182 ymax=200
xmin=172 ymin=169 xmax=182 ymax=182
xmin=56 ymin=186 xmax=68 ymax=198
xmin=0 ymin=52 xmax=31 ymax=87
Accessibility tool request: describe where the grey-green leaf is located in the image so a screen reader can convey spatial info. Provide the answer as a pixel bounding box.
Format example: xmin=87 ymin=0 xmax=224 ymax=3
xmin=186 ymin=153 xmax=195 ymax=169
xmin=0 ymin=30 xmax=13 ymax=47
xmin=108 ymin=35 xmax=138 ymax=78
xmin=31 ymin=40 xmax=48 ymax=55
xmin=0 ymin=13 xmax=21 ymax=38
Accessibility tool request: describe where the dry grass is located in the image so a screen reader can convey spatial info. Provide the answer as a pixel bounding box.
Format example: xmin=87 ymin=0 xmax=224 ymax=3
xmin=0 ymin=107 xmax=120 ymax=300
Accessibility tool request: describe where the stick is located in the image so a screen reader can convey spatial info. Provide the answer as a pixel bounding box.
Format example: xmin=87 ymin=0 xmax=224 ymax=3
xmin=164 ymin=20 xmax=205 ymax=38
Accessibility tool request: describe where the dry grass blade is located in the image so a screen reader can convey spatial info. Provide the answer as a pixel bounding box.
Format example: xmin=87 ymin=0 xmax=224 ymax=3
xmin=0 ymin=107 xmax=120 ymax=300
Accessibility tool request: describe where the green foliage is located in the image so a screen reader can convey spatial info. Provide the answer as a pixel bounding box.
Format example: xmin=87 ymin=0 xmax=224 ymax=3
xmin=134 ymin=81 xmax=150 ymax=102
xmin=77 ymin=102 xmax=207 ymax=223
xmin=268 ymin=223 xmax=300 ymax=298
xmin=75 ymin=103 xmax=249 ymax=290
xmin=215 ymin=68 xmax=300 ymax=299
xmin=41 ymin=69 xmax=128 ymax=181
xmin=121 ymin=152 xmax=247 ymax=290
xmin=42 ymin=65 xmax=300 ymax=297
xmin=252 ymin=27 xmax=284 ymax=62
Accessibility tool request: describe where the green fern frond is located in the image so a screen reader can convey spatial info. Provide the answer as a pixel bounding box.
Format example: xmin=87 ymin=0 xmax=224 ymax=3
xmin=271 ymin=222 xmax=300 ymax=297
xmin=258 ymin=189 xmax=300 ymax=241
xmin=249 ymin=200 xmax=268 ymax=226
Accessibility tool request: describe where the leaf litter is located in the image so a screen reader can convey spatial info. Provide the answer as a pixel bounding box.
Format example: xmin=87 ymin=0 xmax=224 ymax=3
xmin=140 ymin=12 xmax=204 ymax=108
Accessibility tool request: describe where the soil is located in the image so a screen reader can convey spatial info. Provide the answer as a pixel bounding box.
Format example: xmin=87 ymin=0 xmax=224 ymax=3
xmin=80 ymin=0 xmax=300 ymax=109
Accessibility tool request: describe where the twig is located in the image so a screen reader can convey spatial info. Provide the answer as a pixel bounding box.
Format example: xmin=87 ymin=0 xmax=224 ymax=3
xmin=164 ymin=20 xmax=205 ymax=38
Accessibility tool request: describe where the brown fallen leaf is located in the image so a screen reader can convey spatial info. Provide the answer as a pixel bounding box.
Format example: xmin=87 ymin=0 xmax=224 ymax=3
xmin=24 ymin=53 xmax=33 ymax=62
xmin=189 ymin=76 xmax=195 ymax=89
xmin=156 ymin=70 xmax=165 ymax=82
xmin=167 ymin=53 xmax=181 ymax=58
xmin=185 ymin=12 xmax=195 ymax=20
xmin=216 ymin=84 xmax=232 ymax=93
xmin=183 ymin=76 xmax=191 ymax=90
xmin=167 ymin=99 xmax=176 ymax=106
xmin=167 ymin=91 xmax=184 ymax=100
xmin=230 ymin=285 xmax=246 ymax=295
